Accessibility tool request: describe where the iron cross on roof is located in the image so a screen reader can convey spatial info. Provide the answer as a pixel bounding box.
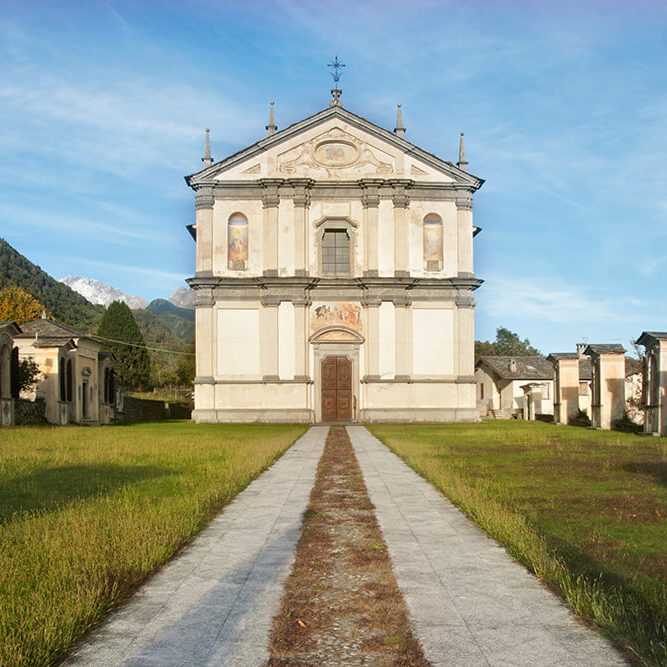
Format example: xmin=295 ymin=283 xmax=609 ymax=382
xmin=327 ymin=56 xmax=345 ymax=84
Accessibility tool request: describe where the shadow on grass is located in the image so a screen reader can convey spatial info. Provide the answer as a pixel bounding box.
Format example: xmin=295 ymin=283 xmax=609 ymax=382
xmin=622 ymin=461 xmax=667 ymax=487
xmin=0 ymin=464 xmax=171 ymax=523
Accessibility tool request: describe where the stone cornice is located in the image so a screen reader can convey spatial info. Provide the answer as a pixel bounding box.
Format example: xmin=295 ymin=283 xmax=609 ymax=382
xmin=204 ymin=179 xmax=478 ymax=204
xmin=186 ymin=275 xmax=483 ymax=304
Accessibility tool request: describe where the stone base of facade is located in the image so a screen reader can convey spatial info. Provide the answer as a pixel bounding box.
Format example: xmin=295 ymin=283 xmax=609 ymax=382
xmin=193 ymin=408 xmax=316 ymax=424
xmin=360 ymin=407 xmax=480 ymax=423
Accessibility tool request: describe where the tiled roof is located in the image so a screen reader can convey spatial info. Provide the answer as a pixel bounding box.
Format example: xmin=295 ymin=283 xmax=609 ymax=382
xmin=16 ymin=319 xmax=83 ymax=339
xmin=476 ymin=356 xmax=554 ymax=380
xmin=584 ymin=344 xmax=625 ymax=355
xmin=0 ymin=321 xmax=22 ymax=335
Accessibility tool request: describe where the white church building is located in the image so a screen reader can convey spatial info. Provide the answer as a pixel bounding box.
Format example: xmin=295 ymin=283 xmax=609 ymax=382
xmin=186 ymin=82 xmax=484 ymax=423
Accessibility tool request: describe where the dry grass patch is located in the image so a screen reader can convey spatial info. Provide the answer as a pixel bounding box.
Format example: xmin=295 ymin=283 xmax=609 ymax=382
xmin=368 ymin=421 xmax=666 ymax=666
xmin=0 ymin=421 xmax=306 ymax=666
xmin=268 ymin=426 xmax=428 ymax=666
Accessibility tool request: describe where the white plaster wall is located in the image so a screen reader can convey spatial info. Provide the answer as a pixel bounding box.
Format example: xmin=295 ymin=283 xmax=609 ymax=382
xmin=278 ymin=301 xmax=295 ymax=380
xmin=215 ymin=383 xmax=308 ymax=409
xmin=217 ymin=309 xmax=259 ymax=377
xmin=412 ymin=308 xmax=454 ymax=376
xmin=378 ymin=301 xmax=395 ymax=379
xmin=365 ymin=382 xmax=458 ymax=408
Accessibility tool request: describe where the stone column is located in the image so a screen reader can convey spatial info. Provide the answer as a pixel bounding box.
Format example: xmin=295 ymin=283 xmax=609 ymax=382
xmin=260 ymin=178 xmax=282 ymax=277
xmin=288 ymin=178 xmax=314 ymax=277
xmin=394 ymin=297 xmax=412 ymax=380
xmin=359 ymin=179 xmax=383 ymax=277
xmin=637 ymin=332 xmax=667 ymax=436
xmin=390 ymin=179 xmax=412 ymax=277
xmin=455 ymin=187 xmax=474 ymax=278
xmin=293 ymin=297 xmax=311 ymax=381
xmin=194 ymin=187 xmax=214 ymax=275
xmin=363 ymin=297 xmax=381 ymax=379
xmin=193 ymin=288 xmax=215 ymax=418
xmin=456 ymin=294 xmax=475 ymax=379
xmin=260 ymin=296 xmax=280 ymax=381
xmin=548 ymin=355 xmax=580 ymax=425
xmin=584 ymin=345 xmax=626 ymax=429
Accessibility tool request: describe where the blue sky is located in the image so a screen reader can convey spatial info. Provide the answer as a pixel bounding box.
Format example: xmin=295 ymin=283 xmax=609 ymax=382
xmin=1 ymin=0 xmax=666 ymax=353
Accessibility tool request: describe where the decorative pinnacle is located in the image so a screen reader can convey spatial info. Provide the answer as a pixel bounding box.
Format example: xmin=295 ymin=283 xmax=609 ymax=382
xmin=202 ymin=128 xmax=212 ymax=168
xmin=457 ymin=132 xmax=468 ymax=171
xmin=327 ymin=56 xmax=345 ymax=107
xmin=266 ymin=100 xmax=277 ymax=136
xmin=394 ymin=103 xmax=405 ymax=138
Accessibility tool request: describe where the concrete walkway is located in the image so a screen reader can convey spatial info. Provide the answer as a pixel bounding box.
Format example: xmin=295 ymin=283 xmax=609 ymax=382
xmin=67 ymin=426 xmax=327 ymax=666
xmin=348 ymin=426 xmax=626 ymax=666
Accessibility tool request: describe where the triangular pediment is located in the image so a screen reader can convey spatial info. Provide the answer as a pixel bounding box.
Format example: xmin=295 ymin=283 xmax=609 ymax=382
xmin=186 ymin=106 xmax=482 ymax=188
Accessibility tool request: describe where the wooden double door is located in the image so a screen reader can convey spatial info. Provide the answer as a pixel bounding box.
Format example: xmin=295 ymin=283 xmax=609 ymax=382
xmin=321 ymin=356 xmax=352 ymax=422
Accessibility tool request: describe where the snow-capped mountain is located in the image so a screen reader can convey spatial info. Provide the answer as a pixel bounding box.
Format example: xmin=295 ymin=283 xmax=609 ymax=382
xmin=59 ymin=276 xmax=149 ymax=309
xmin=168 ymin=286 xmax=195 ymax=308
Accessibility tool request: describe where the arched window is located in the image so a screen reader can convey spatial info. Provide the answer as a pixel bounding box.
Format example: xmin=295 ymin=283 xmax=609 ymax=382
xmin=66 ymin=359 xmax=73 ymax=402
xmin=10 ymin=347 xmax=19 ymax=399
xmin=0 ymin=344 xmax=10 ymax=399
xmin=228 ymin=213 xmax=248 ymax=270
xmin=423 ymin=213 xmax=443 ymax=271
xmin=59 ymin=357 xmax=67 ymax=401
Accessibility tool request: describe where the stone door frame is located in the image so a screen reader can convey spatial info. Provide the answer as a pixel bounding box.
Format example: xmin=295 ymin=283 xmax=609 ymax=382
xmin=310 ymin=330 xmax=363 ymax=423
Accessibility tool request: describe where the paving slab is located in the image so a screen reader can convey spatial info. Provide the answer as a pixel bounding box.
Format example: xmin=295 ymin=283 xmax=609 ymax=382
xmin=347 ymin=425 xmax=627 ymax=667
xmin=66 ymin=426 xmax=327 ymax=666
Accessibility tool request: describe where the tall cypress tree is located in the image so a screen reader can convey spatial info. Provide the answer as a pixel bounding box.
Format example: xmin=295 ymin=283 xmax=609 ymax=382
xmin=97 ymin=301 xmax=151 ymax=390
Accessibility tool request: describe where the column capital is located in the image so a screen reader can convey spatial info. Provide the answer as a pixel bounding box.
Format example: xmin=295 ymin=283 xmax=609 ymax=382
xmin=361 ymin=296 xmax=382 ymax=307
xmin=194 ymin=186 xmax=214 ymax=210
xmin=287 ymin=178 xmax=315 ymax=207
xmin=454 ymin=187 xmax=473 ymax=211
xmin=388 ymin=178 xmax=413 ymax=208
xmin=358 ymin=178 xmax=384 ymax=208
xmin=259 ymin=178 xmax=284 ymax=208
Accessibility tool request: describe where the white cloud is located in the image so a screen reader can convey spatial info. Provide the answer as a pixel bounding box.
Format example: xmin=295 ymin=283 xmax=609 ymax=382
xmin=478 ymin=273 xmax=651 ymax=325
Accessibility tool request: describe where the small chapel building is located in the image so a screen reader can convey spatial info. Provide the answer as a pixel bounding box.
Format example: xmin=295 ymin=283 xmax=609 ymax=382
xmin=186 ymin=86 xmax=484 ymax=423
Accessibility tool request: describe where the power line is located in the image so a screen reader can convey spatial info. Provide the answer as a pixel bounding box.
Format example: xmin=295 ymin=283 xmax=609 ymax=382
xmin=88 ymin=333 xmax=195 ymax=356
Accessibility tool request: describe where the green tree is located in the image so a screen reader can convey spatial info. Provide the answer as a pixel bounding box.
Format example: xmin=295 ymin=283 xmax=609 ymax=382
xmin=97 ymin=301 xmax=151 ymax=390
xmin=475 ymin=327 xmax=540 ymax=360
xmin=17 ymin=357 xmax=42 ymax=392
xmin=0 ymin=286 xmax=49 ymax=324
xmin=176 ymin=339 xmax=195 ymax=386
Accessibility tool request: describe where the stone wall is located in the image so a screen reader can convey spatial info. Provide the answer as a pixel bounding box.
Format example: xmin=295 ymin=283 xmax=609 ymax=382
xmin=118 ymin=396 xmax=191 ymax=423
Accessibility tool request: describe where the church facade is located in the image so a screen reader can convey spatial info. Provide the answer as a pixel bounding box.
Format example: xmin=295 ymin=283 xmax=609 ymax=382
xmin=186 ymin=93 xmax=484 ymax=423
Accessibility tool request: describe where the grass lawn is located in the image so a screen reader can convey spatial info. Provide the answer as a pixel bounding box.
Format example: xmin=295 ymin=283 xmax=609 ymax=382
xmin=0 ymin=421 xmax=307 ymax=666
xmin=368 ymin=421 xmax=666 ymax=666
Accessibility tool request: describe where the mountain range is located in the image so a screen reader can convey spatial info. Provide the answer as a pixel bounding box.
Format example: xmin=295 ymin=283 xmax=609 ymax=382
xmin=1 ymin=238 xmax=194 ymax=385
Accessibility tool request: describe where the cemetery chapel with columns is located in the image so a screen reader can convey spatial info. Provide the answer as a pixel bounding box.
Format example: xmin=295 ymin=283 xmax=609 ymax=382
xmin=186 ymin=66 xmax=484 ymax=423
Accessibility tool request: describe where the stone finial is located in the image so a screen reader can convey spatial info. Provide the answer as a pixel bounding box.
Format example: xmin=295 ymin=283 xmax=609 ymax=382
xmin=201 ymin=128 xmax=212 ymax=168
xmin=457 ymin=132 xmax=468 ymax=171
xmin=266 ymin=100 xmax=277 ymax=136
xmin=330 ymin=88 xmax=342 ymax=107
xmin=394 ymin=104 xmax=405 ymax=138
xmin=41 ymin=309 xmax=47 ymax=319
